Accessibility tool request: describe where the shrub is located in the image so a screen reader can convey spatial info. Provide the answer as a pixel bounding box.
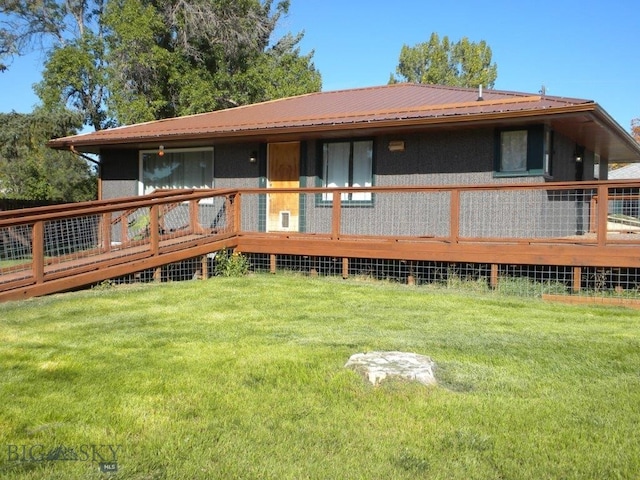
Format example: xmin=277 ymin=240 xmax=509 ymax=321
xmin=214 ymin=248 xmax=250 ymax=277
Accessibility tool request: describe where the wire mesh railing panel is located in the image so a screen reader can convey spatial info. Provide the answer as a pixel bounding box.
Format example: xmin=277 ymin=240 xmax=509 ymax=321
xmin=238 ymin=192 xmax=334 ymax=235
xmin=43 ymin=214 xmax=101 ymax=273
xmin=0 ymin=224 xmax=33 ymax=281
xmin=239 ymin=193 xmax=262 ymax=233
xmin=301 ymin=193 xmax=332 ymax=235
xmin=459 ymin=188 xmax=596 ymax=239
xmin=159 ymin=203 xmax=191 ymax=236
xmin=124 ymin=206 xmax=152 ymax=244
xmin=606 ymin=186 xmax=640 ymax=239
xmin=198 ymin=197 xmax=228 ymax=232
xmin=340 ymin=191 xmax=450 ymax=237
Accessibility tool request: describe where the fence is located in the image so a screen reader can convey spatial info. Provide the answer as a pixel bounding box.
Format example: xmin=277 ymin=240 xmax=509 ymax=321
xmin=1 ymin=181 xmax=640 ymax=302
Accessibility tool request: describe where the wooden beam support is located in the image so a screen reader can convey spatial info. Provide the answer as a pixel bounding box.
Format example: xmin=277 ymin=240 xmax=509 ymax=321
xmin=309 ymin=256 xmax=318 ymax=277
xmin=236 ymin=236 xmax=640 ymax=269
xmin=201 ymin=255 xmax=208 ymax=279
xmin=342 ymin=257 xmax=349 ymax=279
xmin=270 ymin=254 xmax=276 ymax=274
xmin=490 ymin=263 xmax=499 ymax=289
xmin=153 ymin=267 xmax=162 ymax=282
xmin=572 ymin=266 xmax=582 ymax=293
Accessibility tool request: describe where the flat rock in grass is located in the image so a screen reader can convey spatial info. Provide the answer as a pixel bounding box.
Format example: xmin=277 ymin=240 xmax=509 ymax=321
xmin=344 ymin=351 xmax=437 ymax=386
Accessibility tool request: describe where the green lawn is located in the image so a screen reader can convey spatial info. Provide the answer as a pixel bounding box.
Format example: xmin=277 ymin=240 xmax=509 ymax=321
xmin=0 ymin=275 xmax=638 ymax=479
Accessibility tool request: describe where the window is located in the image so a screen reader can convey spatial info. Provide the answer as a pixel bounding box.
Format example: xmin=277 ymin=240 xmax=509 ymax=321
xmin=321 ymin=139 xmax=373 ymax=203
xmin=495 ymin=126 xmax=545 ymax=177
xmin=500 ymin=130 xmax=528 ymax=172
xmin=543 ymin=128 xmax=553 ymax=177
xmin=139 ymin=148 xmax=213 ymax=195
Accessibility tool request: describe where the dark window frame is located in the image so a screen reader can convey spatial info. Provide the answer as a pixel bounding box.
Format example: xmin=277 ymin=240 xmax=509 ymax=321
xmin=494 ymin=125 xmax=545 ymax=177
xmin=315 ymin=138 xmax=375 ymax=207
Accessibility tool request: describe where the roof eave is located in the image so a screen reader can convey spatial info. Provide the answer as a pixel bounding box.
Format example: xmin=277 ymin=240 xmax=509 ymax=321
xmin=49 ymin=103 xmax=640 ymax=162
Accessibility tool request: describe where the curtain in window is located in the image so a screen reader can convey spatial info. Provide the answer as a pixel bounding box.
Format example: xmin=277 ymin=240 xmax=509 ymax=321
xmin=352 ymin=141 xmax=373 ymax=200
xmin=500 ymin=131 xmax=527 ymax=172
xmin=143 ymin=150 xmax=213 ymax=194
xmin=324 ymin=142 xmax=350 ymax=200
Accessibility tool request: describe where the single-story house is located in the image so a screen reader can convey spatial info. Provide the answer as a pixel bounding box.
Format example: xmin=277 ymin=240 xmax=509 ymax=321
xmin=608 ymin=163 xmax=640 ymax=219
xmin=48 ymin=83 xmax=640 ymax=237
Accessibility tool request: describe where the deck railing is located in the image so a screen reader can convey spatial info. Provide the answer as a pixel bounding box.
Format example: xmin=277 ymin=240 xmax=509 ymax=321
xmin=1 ymin=180 xmax=640 ymax=300
xmin=0 ymin=189 xmax=238 ymax=299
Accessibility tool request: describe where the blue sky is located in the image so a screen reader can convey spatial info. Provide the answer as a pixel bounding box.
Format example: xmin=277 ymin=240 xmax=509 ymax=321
xmin=1 ymin=0 xmax=638 ymax=133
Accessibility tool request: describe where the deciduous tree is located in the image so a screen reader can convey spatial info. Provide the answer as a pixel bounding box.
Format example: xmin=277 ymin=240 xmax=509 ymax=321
xmin=390 ymin=32 xmax=497 ymax=88
xmin=1 ymin=0 xmax=321 ymax=128
xmin=0 ymin=110 xmax=97 ymax=201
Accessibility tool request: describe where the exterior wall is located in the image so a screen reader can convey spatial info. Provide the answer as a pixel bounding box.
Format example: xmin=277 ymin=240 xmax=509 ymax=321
xmin=100 ymin=149 xmax=139 ymax=199
xmin=213 ymin=143 xmax=262 ymax=189
xmin=299 ymin=128 xmax=589 ymax=238
xmin=99 ymin=127 xmax=595 ymax=239
xmin=100 ymin=144 xmax=262 ymax=200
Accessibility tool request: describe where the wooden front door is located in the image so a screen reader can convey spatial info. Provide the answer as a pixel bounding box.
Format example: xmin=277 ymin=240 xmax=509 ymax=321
xmin=267 ymin=142 xmax=300 ymax=232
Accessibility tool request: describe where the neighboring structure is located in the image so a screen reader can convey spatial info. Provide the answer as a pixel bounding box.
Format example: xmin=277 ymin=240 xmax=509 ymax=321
xmin=609 ymin=163 xmax=640 ymax=180
xmin=48 ymin=83 xmax=640 ymax=237
xmin=609 ymin=163 xmax=640 ymax=219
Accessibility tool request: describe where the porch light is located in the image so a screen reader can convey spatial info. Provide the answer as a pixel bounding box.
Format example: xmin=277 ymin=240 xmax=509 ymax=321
xmin=573 ymin=146 xmax=583 ymax=163
xmin=249 ymin=151 xmax=258 ymax=163
xmin=158 ymin=145 xmax=165 ymax=157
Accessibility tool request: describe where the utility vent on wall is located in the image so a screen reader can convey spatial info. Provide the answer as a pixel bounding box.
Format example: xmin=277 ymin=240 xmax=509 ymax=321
xmin=280 ymin=211 xmax=290 ymax=230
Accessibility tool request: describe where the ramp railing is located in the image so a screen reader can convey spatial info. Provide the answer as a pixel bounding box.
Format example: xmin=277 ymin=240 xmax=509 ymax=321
xmin=0 ymin=189 xmax=238 ymax=301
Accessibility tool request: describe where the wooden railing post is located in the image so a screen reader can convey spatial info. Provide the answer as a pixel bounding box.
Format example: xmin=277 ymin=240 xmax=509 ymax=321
xmin=331 ymin=191 xmax=342 ymax=240
xmin=101 ymin=212 xmax=112 ymax=253
xmin=189 ymin=199 xmax=200 ymax=234
xmin=450 ymin=189 xmax=460 ymax=243
xmin=121 ymin=213 xmax=129 ymax=243
xmin=233 ymin=193 xmax=242 ymax=234
xmin=150 ymin=204 xmax=159 ymax=255
xmin=32 ymin=221 xmax=44 ymax=284
xmin=596 ymin=184 xmax=609 ymax=246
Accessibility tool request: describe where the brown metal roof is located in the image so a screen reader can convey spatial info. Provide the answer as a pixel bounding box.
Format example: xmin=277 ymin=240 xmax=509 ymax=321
xmin=48 ymin=83 xmax=640 ymax=162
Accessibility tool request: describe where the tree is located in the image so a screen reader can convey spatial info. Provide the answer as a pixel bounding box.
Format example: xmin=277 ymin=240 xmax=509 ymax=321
xmin=0 ymin=110 xmax=97 ymax=201
xmin=1 ymin=0 xmax=321 ymax=128
xmin=103 ymin=0 xmax=321 ymax=124
xmin=390 ymin=32 xmax=497 ymax=88
xmin=632 ymin=118 xmax=640 ymax=143
xmin=1 ymin=1 xmax=111 ymax=129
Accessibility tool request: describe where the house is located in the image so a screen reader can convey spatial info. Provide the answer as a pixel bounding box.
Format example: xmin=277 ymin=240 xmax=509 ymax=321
xmin=48 ymin=83 xmax=640 ymax=238
xmin=608 ymin=163 xmax=640 ymax=219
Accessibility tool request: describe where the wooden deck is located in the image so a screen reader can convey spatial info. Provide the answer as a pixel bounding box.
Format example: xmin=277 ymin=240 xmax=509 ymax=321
xmin=1 ymin=181 xmax=640 ymax=301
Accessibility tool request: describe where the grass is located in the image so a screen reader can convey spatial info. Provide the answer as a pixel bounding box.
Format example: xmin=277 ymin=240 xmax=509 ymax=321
xmin=0 ymin=274 xmax=639 ymax=479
